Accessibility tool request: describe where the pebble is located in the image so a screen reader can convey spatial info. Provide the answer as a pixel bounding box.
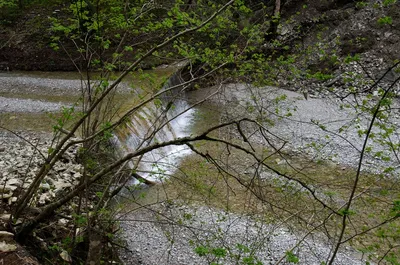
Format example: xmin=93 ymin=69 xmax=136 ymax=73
xmin=0 ymin=241 xmax=17 ymax=252
xmin=119 ymin=204 xmax=368 ymax=265
xmin=0 ymin=132 xmax=83 ymax=208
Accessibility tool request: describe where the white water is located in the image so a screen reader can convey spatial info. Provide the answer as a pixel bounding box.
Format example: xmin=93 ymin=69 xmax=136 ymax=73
xmin=118 ymin=99 xmax=194 ymax=184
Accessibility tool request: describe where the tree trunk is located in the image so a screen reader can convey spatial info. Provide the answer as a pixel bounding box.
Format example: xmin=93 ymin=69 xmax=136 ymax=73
xmin=265 ymin=0 xmax=282 ymax=41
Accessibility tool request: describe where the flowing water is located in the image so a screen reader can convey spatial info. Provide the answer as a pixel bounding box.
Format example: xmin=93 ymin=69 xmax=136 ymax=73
xmin=115 ymin=98 xmax=195 ymax=183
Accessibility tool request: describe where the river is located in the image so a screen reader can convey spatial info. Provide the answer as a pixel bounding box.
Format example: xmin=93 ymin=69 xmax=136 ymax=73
xmin=2 ymin=71 xmax=396 ymax=264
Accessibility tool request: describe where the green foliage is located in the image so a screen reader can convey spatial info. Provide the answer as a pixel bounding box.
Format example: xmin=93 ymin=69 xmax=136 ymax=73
xmin=234 ymin=244 xmax=263 ymax=265
xmin=0 ymin=0 xmax=17 ymax=8
xmin=377 ymin=16 xmax=393 ymax=25
xmin=48 ymin=243 xmax=61 ymax=252
xmin=286 ymin=251 xmax=299 ymax=264
xmin=212 ymin=247 xmax=227 ymax=258
xmin=344 ymin=54 xmax=361 ymax=64
xmin=391 ymin=200 xmax=400 ymax=217
xmin=355 ymin=1 xmax=368 ymax=9
xmin=195 ymin=245 xmax=209 ymax=257
xmin=73 ymin=213 xmax=88 ymax=227
xmin=310 ymin=72 xmax=334 ymax=81
xmin=383 ymin=0 xmax=397 ymax=7
xmin=100 ymin=121 xmax=113 ymax=140
xmin=338 ymin=209 xmax=356 ymax=216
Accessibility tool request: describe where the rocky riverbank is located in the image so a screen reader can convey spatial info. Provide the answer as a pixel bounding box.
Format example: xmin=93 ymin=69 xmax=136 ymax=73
xmin=0 ymin=131 xmax=82 ymax=208
xmin=0 ymin=130 xmax=84 ymax=263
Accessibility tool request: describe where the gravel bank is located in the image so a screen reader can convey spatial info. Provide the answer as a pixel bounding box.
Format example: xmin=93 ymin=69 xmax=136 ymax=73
xmin=216 ymin=83 xmax=400 ymax=173
xmin=0 ymin=96 xmax=69 ymax=113
xmin=0 ymin=131 xmax=83 ymax=208
xmin=0 ymin=72 xmax=131 ymax=97
xmin=0 ymin=73 xmax=81 ymax=113
xmin=119 ymin=203 xmax=367 ymax=265
xmin=0 ymin=74 xmax=82 ymax=96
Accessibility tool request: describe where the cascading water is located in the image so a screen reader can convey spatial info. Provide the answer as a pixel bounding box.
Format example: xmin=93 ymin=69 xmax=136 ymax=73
xmin=115 ymin=72 xmax=194 ymax=184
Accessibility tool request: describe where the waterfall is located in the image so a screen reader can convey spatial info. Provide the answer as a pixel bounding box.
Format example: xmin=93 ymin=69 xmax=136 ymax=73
xmin=115 ymin=71 xmax=194 ymax=184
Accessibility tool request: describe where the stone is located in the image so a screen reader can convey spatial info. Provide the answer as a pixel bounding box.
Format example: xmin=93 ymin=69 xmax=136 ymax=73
xmin=0 ymin=185 xmax=17 ymax=192
xmin=16 ymin=162 xmax=25 ymax=168
xmin=0 ymin=231 xmax=14 ymax=239
xmin=38 ymin=193 xmax=50 ymax=205
xmin=62 ymin=172 xmax=71 ymax=179
xmin=0 ymin=241 xmax=17 ymax=252
xmin=73 ymin=172 xmax=82 ymax=179
xmin=0 ymin=214 xmax=10 ymax=221
xmin=40 ymin=183 xmax=50 ymax=190
xmin=7 ymin=178 xmax=22 ymax=186
xmin=8 ymin=197 xmax=18 ymax=205
xmin=60 ymin=250 xmax=72 ymax=262
xmin=384 ymin=32 xmax=392 ymax=38
xmin=1 ymin=193 xmax=12 ymax=199
xmin=53 ymin=181 xmax=73 ymax=195
xmin=58 ymin=218 xmax=68 ymax=226
xmin=55 ymin=165 xmax=66 ymax=172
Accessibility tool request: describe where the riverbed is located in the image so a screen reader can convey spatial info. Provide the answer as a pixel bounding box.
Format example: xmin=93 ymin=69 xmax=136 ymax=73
xmin=2 ymin=72 xmax=397 ymax=264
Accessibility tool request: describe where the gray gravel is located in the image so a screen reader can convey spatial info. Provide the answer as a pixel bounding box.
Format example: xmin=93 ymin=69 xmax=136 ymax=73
xmin=0 ymin=74 xmax=82 ymax=96
xmin=119 ymin=203 xmax=367 ymax=265
xmin=0 ymin=96 xmax=68 ymax=112
xmin=0 ymin=72 xmax=132 ymax=113
xmin=0 ymin=73 xmax=81 ymax=113
xmin=0 ymin=72 xmax=130 ymax=96
xmin=219 ymin=83 xmax=400 ymax=173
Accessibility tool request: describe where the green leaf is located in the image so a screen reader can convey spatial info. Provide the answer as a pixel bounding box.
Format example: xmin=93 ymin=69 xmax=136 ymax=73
xmin=212 ymin=247 xmax=227 ymax=258
xmin=391 ymin=200 xmax=400 ymax=217
xmin=286 ymin=251 xmax=299 ymax=264
xmin=377 ymin=16 xmax=393 ymax=25
xmin=195 ymin=245 xmax=209 ymax=257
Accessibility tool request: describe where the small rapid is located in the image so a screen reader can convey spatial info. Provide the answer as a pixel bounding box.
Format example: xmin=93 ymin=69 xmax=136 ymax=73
xmin=115 ymin=98 xmax=194 ymax=183
xmin=114 ymin=70 xmax=196 ymax=184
